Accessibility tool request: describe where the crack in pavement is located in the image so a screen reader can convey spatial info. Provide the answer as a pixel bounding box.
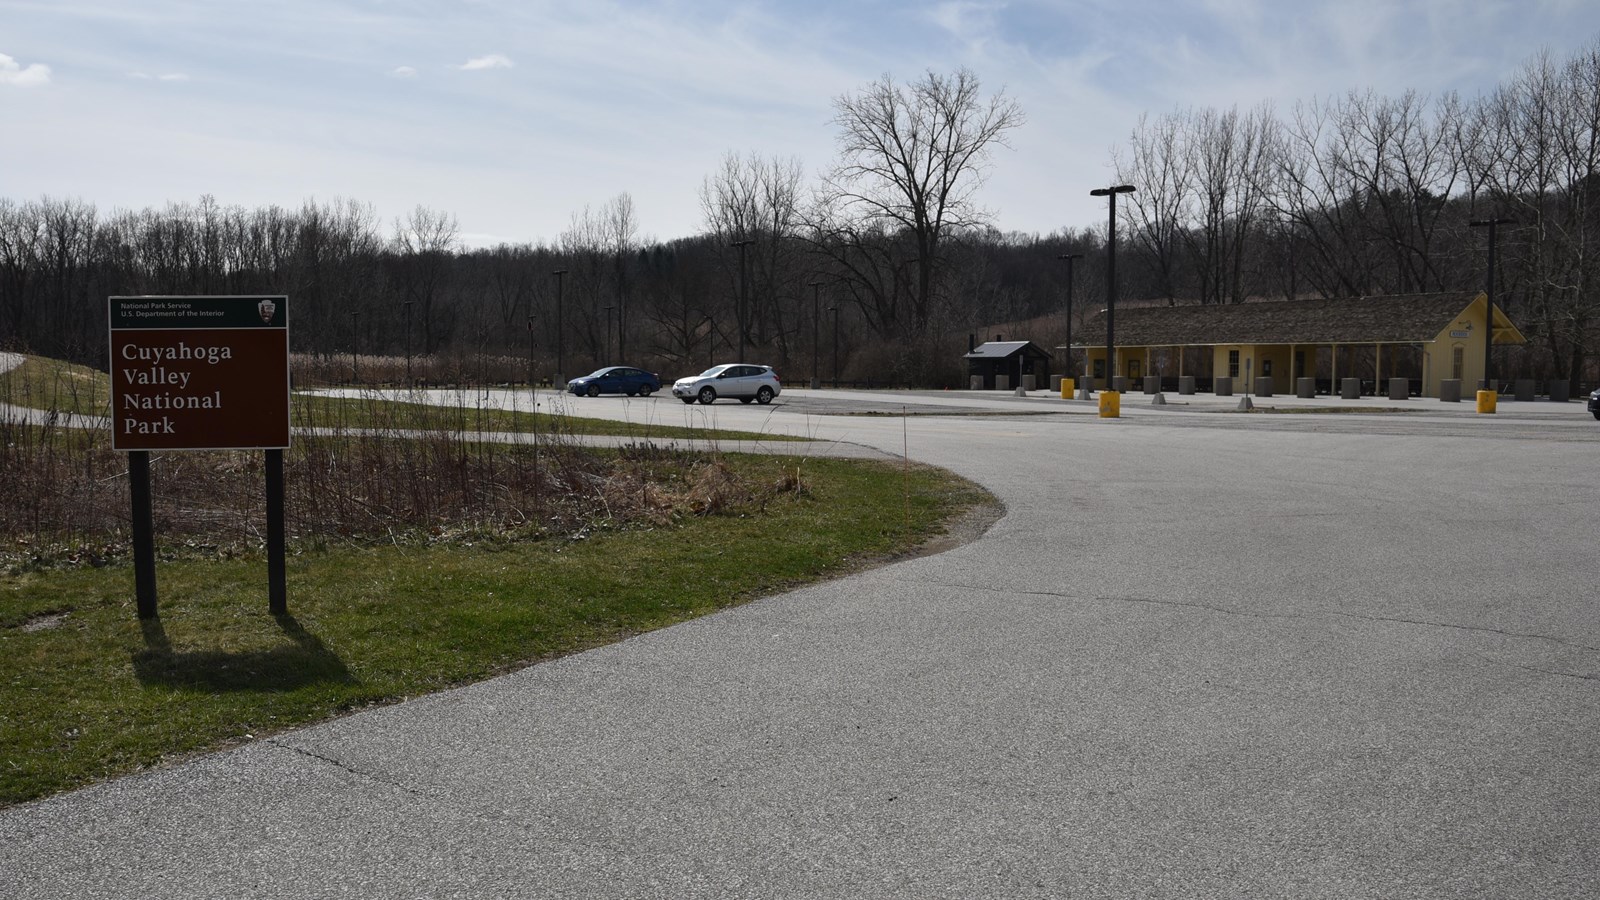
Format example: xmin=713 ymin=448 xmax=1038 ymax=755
xmin=1511 ymin=664 xmax=1600 ymax=684
xmin=264 ymin=738 xmax=429 ymax=798
xmin=919 ymin=580 xmax=1600 ymax=653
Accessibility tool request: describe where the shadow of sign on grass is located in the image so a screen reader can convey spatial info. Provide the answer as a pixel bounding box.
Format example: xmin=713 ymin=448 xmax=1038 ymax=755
xmin=133 ymin=613 xmax=357 ymax=692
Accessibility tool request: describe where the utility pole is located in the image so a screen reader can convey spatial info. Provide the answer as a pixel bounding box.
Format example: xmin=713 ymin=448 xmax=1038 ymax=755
xmin=1090 ymin=185 xmax=1135 ymax=392
xmin=552 ymin=268 xmax=568 ymax=387
xmin=1469 ymin=217 xmax=1514 ymax=393
xmin=809 ymin=280 xmax=824 ymax=389
xmin=1058 ymin=253 xmax=1083 ymax=384
xmin=731 ymin=239 xmax=754 ymax=361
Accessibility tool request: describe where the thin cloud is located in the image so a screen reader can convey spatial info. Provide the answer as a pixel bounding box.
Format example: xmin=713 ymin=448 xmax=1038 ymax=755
xmin=0 ymin=53 xmax=51 ymax=87
xmin=459 ymin=54 xmax=513 ymax=71
xmin=129 ymin=72 xmax=190 ymax=82
xmin=391 ymin=66 xmax=417 ymax=78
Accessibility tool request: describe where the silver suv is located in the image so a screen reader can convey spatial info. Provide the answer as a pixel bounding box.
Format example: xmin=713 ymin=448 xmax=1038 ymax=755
xmin=672 ymin=364 xmax=781 ymax=405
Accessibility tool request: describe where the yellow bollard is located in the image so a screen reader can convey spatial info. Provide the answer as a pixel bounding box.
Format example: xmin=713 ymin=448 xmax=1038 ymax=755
xmin=1060 ymin=377 xmax=1075 ymax=399
xmin=1099 ymin=390 xmax=1121 ymax=418
xmin=1476 ymin=389 xmax=1497 ymax=414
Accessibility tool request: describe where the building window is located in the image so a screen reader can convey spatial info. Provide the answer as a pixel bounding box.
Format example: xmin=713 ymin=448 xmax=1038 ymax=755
xmin=1228 ymin=350 xmax=1240 ymax=378
xmin=1452 ymin=346 xmax=1464 ymax=380
xmin=1093 ymin=359 xmax=1105 ymax=379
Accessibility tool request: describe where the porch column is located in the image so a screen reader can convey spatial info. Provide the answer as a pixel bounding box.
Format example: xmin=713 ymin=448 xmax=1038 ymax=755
xmin=1332 ymin=343 xmax=1339 ymax=389
xmin=1376 ymin=343 xmax=1383 ymax=391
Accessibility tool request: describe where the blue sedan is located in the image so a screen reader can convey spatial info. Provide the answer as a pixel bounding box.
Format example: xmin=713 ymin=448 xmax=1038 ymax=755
xmin=566 ymin=366 xmax=662 ymax=398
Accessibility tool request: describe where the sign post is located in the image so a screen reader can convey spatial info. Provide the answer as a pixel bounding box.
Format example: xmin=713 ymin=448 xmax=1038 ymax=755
xmin=109 ymin=296 xmax=291 ymax=618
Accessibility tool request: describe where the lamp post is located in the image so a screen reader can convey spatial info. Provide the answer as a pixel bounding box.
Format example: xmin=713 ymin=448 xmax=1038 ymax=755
xmin=731 ymin=239 xmax=754 ymax=362
xmin=402 ymin=300 xmax=414 ymax=386
xmin=552 ymin=268 xmax=569 ymax=386
xmin=534 ymin=315 xmax=547 ymax=385
xmin=1469 ymin=217 xmax=1514 ymax=393
xmin=1058 ymin=252 xmax=1083 ymax=386
xmin=1090 ymin=186 xmax=1135 ymax=393
xmin=602 ymin=305 xmax=614 ymax=365
xmin=809 ymin=280 xmax=824 ymax=389
xmin=699 ymin=315 xmax=715 ymax=369
xmin=828 ymin=305 xmax=840 ymax=385
xmin=349 ymin=310 xmax=360 ymax=384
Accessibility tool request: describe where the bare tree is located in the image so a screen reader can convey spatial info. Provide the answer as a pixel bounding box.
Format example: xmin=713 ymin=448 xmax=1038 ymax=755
xmin=1117 ymin=112 xmax=1193 ymax=303
xmin=700 ymin=152 xmax=803 ymax=360
xmin=601 ymin=193 xmax=638 ymax=361
xmin=817 ymin=67 xmax=1024 ymax=333
xmin=392 ymin=206 xmax=459 ymax=354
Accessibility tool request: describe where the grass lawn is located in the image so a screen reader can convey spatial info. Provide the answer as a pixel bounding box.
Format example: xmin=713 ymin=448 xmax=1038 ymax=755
xmin=293 ymin=392 xmax=797 ymax=442
xmin=0 ymin=455 xmax=993 ymax=807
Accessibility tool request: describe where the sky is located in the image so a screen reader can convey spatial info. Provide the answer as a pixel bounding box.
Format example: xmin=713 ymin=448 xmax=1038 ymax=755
xmin=4 ymin=0 xmax=1600 ymax=248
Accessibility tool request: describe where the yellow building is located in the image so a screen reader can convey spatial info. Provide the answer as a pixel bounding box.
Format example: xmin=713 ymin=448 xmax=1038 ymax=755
xmin=1070 ymin=291 xmax=1526 ymax=398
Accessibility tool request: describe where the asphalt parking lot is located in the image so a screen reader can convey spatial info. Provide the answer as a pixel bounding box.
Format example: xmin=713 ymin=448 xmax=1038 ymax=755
xmin=4 ymin=385 xmax=1598 ymax=898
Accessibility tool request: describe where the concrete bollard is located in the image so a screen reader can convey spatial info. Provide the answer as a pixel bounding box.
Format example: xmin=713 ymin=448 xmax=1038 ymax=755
xmin=1060 ymin=377 xmax=1075 ymax=399
xmin=1014 ymin=385 xmax=1027 ymax=396
xmin=1255 ymin=376 xmax=1274 ymax=398
xmin=1439 ymin=379 xmax=1462 ymax=402
xmin=1341 ymin=377 xmax=1360 ymax=399
xmin=1112 ymin=376 xmax=1129 ymax=393
xmin=1021 ymin=374 xmax=1036 ymax=391
xmin=1049 ymin=375 xmax=1063 ymax=393
xmin=1296 ymin=377 xmax=1315 ymax=399
xmin=1144 ymin=376 xmax=1160 ymax=395
xmin=1550 ymin=381 xmax=1571 ymax=403
xmin=1477 ymin=390 xmax=1497 ymax=414
xmin=1099 ymin=391 xmax=1121 ymax=418
xmin=995 ymin=375 xmax=1010 ymax=392
xmin=1214 ymin=376 xmax=1233 ymax=396
xmin=1514 ymin=378 xmax=1535 ymax=402
xmin=1179 ymin=376 xmax=1196 ymax=395
xmin=1388 ymin=377 xmax=1409 ymax=400
xmin=1077 ymin=381 xmax=1093 ymax=400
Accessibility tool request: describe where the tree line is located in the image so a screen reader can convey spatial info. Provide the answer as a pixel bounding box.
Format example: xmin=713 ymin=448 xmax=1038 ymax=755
xmin=3 ymin=42 xmax=1598 ymax=388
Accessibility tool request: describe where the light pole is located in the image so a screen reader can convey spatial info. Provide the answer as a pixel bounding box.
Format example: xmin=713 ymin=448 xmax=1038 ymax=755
xmin=809 ymin=280 xmax=824 ymax=389
xmin=828 ymin=305 xmax=840 ymax=385
xmin=349 ymin=310 xmax=360 ymax=384
xmin=602 ymin=305 xmax=614 ymax=365
xmin=402 ymin=300 xmax=414 ymax=386
xmin=1090 ymin=185 xmax=1135 ymax=392
xmin=534 ymin=315 xmax=547 ymax=385
xmin=1469 ymin=217 xmax=1514 ymax=393
xmin=1058 ymin=252 xmax=1083 ymax=386
xmin=731 ymin=239 xmax=754 ymax=361
xmin=702 ymin=315 xmax=715 ymax=369
xmin=552 ymin=268 xmax=569 ymax=386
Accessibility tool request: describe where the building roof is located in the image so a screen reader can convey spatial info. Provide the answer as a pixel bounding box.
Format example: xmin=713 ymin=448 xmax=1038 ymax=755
xmin=1072 ymin=292 xmax=1525 ymax=347
xmin=963 ymin=340 xmax=1050 ymax=360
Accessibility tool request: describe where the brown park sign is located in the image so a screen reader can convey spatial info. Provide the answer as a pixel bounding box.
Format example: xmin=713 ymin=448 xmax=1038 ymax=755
xmin=109 ymin=295 xmax=291 ymax=451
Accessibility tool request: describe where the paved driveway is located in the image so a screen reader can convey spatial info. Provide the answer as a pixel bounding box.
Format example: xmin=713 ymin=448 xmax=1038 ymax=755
xmin=4 ymin=391 xmax=1599 ymax=898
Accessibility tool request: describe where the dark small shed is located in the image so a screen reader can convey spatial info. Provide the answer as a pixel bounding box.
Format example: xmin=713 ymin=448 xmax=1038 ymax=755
xmin=964 ymin=340 xmax=1052 ymax=390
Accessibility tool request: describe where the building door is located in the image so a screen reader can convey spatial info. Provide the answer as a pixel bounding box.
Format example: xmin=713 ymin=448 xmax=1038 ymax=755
xmin=1128 ymin=359 xmax=1141 ymax=380
xmin=1452 ymin=346 xmax=1464 ymax=380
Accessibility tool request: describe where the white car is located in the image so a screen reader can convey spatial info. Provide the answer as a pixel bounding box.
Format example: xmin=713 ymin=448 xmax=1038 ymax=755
xmin=672 ymin=364 xmax=782 ymax=405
